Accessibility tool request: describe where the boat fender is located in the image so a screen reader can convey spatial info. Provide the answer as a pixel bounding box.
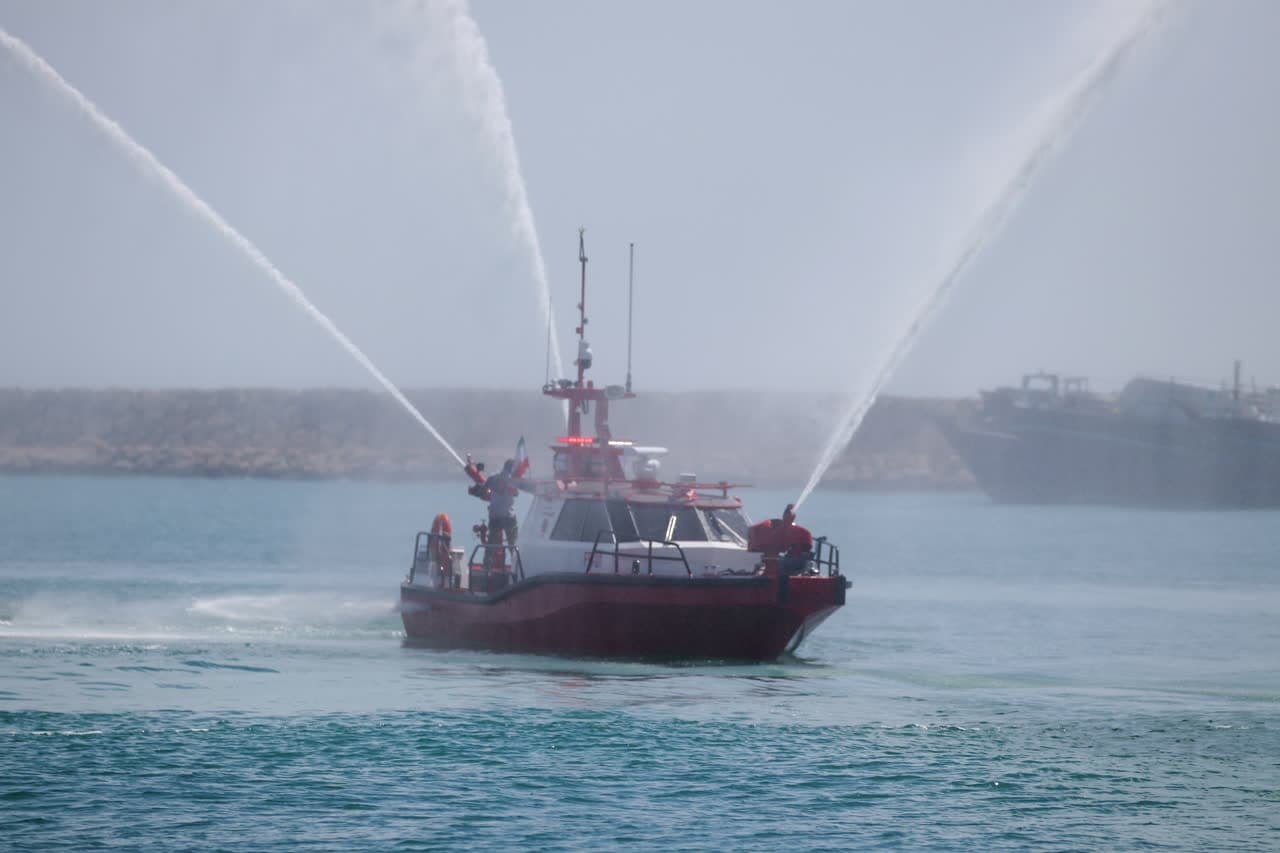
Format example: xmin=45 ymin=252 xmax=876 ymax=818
xmin=431 ymin=512 xmax=453 ymax=539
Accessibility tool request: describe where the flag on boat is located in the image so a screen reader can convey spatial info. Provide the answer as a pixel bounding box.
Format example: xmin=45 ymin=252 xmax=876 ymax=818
xmin=513 ymin=436 xmax=530 ymax=478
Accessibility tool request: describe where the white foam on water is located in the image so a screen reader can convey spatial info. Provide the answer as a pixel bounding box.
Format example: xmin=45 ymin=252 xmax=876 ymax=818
xmin=0 ymin=26 xmax=465 ymax=468
xmin=794 ymin=1 xmax=1172 ymax=508
xmin=188 ymin=592 xmax=397 ymax=627
xmin=3 ymin=589 xmax=188 ymax=638
xmin=0 ymin=587 xmax=398 ymax=642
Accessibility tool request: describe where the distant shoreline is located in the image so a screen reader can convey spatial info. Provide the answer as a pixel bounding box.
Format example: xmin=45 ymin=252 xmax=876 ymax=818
xmin=0 ymin=388 xmax=977 ymax=490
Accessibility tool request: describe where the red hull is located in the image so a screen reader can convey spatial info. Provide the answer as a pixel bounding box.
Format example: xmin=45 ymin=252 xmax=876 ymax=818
xmin=399 ymin=572 xmax=848 ymax=660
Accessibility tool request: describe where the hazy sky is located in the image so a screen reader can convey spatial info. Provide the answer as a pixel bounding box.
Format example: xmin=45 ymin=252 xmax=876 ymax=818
xmin=2 ymin=1 xmax=1277 ymax=397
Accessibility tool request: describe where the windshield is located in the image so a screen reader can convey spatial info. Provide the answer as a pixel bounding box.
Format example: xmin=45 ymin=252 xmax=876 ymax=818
xmin=606 ymin=500 xmax=639 ymax=542
xmin=629 ymin=504 xmax=707 ymax=542
xmin=550 ymin=499 xmax=612 ymax=543
xmin=703 ymin=507 xmax=750 ymax=544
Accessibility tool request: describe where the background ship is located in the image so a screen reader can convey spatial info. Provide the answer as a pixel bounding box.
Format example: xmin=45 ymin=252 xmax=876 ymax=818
xmin=940 ymin=362 xmax=1280 ymax=508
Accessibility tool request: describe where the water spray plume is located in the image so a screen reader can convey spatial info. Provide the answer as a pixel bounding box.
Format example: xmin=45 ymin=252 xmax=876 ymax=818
xmin=793 ymin=1 xmax=1170 ymax=509
xmin=0 ymin=26 xmax=465 ymax=469
xmin=432 ymin=0 xmax=565 ymax=384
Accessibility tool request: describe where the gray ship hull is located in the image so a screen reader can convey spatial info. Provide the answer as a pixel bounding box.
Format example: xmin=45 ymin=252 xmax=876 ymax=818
xmin=941 ymin=410 xmax=1280 ymax=508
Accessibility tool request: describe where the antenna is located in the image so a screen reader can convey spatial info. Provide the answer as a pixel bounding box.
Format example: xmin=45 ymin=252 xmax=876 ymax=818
xmin=626 ymin=242 xmax=635 ymax=394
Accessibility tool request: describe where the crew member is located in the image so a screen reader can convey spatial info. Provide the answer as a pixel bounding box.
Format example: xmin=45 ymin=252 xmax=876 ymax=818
xmin=462 ymin=454 xmax=521 ymax=573
xmin=484 ymin=459 xmax=521 ymax=549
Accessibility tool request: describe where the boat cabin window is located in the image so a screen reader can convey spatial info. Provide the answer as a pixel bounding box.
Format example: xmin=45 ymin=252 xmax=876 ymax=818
xmin=630 ymin=504 xmax=706 ymax=542
xmin=552 ymin=500 xmax=733 ymax=544
xmin=703 ymin=507 xmax=750 ymax=543
xmin=606 ymin=500 xmax=639 ymax=542
xmin=550 ymin=499 xmax=613 ymax=543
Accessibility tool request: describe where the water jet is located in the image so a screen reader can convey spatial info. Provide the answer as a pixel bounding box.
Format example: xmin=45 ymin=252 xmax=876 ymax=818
xmin=0 ymin=26 xmax=465 ymax=468
xmin=794 ymin=1 xmax=1170 ymax=508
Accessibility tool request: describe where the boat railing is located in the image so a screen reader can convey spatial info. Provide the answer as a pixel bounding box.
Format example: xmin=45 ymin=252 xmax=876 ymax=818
xmin=812 ymin=537 xmax=841 ymax=577
xmin=467 ymin=543 xmax=526 ymax=582
xmin=585 ymin=530 xmax=692 ymax=577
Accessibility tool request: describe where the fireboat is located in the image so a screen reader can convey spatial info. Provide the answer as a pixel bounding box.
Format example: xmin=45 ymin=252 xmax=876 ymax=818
xmin=399 ymin=232 xmax=850 ymax=660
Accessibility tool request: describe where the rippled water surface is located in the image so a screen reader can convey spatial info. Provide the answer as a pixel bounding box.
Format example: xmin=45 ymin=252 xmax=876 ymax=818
xmin=2 ymin=476 xmax=1278 ymax=850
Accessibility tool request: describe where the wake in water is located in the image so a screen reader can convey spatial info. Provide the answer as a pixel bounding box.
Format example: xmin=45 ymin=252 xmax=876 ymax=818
xmin=0 ymin=27 xmax=465 ymax=468
xmin=794 ymin=1 xmax=1171 ymax=507
xmin=2 ymin=587 xmax=399 ymax=641
xmin=403 ymin=0 xmax=566 ymax=382
xmin=188 ymin=591 xmax=400 ymax=636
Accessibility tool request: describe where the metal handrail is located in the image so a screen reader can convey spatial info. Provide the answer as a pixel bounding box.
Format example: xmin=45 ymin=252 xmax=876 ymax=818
xmin=812 ymin=536 xmax=841 ymax=577
xmin=585 ymin=531 xmax=692 ymax=577
xmin=467 ymin=543 xmax=526 ymax=582
xmin=586 ymin=530 xmax=620 ymax=574
xmin=410 ymin=530 xmax=443 ymax=582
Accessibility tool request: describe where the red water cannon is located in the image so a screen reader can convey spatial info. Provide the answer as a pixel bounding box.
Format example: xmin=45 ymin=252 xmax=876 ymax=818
xmin=747 ymin=504 xmax=814 ymax=576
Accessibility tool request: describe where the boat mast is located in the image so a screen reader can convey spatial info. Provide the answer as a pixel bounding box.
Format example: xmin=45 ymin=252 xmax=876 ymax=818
xmin=576 ymin=227 xmax=588 ymax=388
xmin=541 ymin=229 xmax=633 ymax=457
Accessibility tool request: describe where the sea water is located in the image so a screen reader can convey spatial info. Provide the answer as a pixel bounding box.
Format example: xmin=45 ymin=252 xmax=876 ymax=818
xmin=1 ymin=475 xmax=1277 ymax=850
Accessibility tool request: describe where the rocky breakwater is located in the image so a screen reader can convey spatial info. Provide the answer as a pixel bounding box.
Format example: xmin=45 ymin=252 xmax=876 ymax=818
xmin=0 ymin=388 xmax=548 ymax=479
xmin=0 ymin=388 xmax=975 ymax=489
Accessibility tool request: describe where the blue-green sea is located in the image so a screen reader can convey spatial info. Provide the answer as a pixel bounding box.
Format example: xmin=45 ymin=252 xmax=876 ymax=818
xmin=1 ymin=475 xmax=1277 ymax=851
